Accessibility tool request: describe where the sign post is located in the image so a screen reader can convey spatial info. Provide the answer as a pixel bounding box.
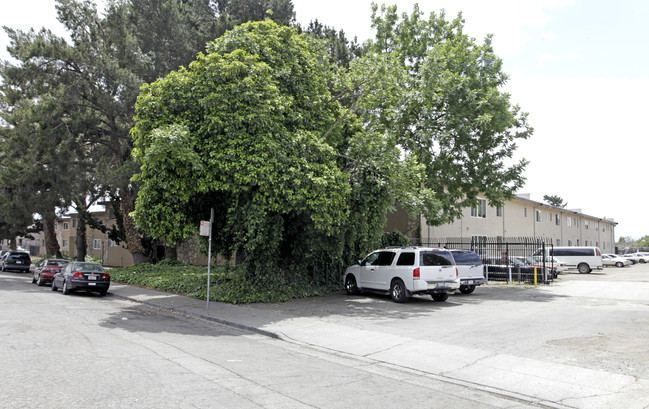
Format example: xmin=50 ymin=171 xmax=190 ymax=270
xmin=200 ymin=209 xmax=214 ymax=310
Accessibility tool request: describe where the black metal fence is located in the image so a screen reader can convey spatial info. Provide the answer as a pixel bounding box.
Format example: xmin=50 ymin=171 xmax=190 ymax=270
xmin=420 ymin=237 xmax=555 ymax=284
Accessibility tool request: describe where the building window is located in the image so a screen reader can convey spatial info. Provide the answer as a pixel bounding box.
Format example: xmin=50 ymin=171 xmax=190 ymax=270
xmin=72 ymin=219 xmax=77 ymax=228
xmin=524 ymin=208 xmax=528 ymax=217
xmin=535 ymin=210 xmax=542 ymax=222
xmin=595 ymin=222 xmax=599 ymax=231
xmin=93 ymin=239 xmax=102 ymax=250
xmin=471 ymin=199 xmax=487 ymax=219
xmin=585 ymin=220 xmax=589 ymax=229
xmin=567 ymin=216 xmax=572 ymax=227
xmin=602 ymin=225 xmax=606 ymax=232
xmin=556 ymin=239 xmax=561 ymax=246
xmin=62 ymin=239 xmax=68 ymax=248
xmin=568 ymin=240 xmax=572 ymax=246
xmin=496 ymin=206 xmax=502 ymax=217
xmin=109 ymin=240 xmax=118 ymax=247
xmin=555 ymin=215 xmax=561 ymax=225
xmin=63 ymin=222 xmax=69 ymax=230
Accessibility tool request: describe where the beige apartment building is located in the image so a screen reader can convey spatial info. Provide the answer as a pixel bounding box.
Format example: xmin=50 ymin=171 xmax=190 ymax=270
xmin=49 ymin=205 xmax=134 ymax=267
xmin=389 ymin=194 xmax=617 ymax=253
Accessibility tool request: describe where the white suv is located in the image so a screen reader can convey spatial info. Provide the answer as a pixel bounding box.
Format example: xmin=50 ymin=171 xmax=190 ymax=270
xmin=343 ymin=247 xmax=460 ymax=303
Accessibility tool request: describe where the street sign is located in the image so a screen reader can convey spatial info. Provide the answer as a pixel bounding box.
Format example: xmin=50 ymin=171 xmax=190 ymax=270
xmin=199 ymin=220 xmax=210 ymax=237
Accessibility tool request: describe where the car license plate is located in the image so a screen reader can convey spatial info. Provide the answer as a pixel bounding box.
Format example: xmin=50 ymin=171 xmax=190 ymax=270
xmin=88 ymin=282 xmax=96 ymax=286
xmin=88 ymin=275 xmax=97 ymax=280
xmin=16 ymin=261 xmax=22 ymax=264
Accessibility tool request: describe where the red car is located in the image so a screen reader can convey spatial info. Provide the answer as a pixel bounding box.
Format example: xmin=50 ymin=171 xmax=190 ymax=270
xmin=32 ymin=259 xmax=69 ymax=286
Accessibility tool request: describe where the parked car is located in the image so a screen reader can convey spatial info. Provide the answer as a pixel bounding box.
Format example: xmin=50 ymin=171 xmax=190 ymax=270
xmin=527 ymin=256 xmax=569 ymax=275
xmin=0 ymin=251 xmax=31 ymax=272
xmin=620 ymin=254 xmax=640 ymax=265
xmin=343 ymin=247 xmax=460 ymax=303
xmin=449 ymin=249 xmax=485 ymax=294
xmin=31 ymin=259 xmax=69 ymax=286
xmin=51 ymin=261 xmax=110 ymax=296
xmin=483 ymin=257 xmax=555 ymax=282
xmin=601 ymin=254 xmax=631 ymax=268
xmin=628 ymin=253 xmax=649 ymax=263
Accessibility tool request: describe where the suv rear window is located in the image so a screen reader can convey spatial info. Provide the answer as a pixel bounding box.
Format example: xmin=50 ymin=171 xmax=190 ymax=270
xmin=451 ymin=251 xmax=482 ymax=265
xmin=8 ymin=253 xmax=30 ymax=261
xmin=420 ymin=251 xmax=454 ymax=266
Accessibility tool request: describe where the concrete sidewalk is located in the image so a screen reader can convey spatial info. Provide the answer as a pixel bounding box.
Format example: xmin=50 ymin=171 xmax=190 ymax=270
xmin=109 ymin=282 xmax=649 ymax=409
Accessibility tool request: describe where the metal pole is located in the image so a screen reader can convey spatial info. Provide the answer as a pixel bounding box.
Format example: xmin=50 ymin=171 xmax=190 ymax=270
xmin=206 ymin=208 xmax=213 ymax=310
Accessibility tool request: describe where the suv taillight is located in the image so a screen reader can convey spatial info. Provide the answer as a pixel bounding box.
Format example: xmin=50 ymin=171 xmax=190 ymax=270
xmin=413 ymin=267 xmax=420 ymax=279
xmin=456 ymin=267 xmax=459 ymax=278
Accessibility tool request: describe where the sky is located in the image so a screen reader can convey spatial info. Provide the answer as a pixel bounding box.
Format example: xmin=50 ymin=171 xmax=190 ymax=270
xmin=1 ymin=0 xmax=648 ymax=240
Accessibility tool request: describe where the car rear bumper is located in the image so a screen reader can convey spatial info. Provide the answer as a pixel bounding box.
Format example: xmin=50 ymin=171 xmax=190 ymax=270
xmin=4 ymin=264 xmax=31 ymax=272
xmin=460 ymin=278 xmax=486 ymax=286
xmin=69 ymin=279 xmax=110 ymax=292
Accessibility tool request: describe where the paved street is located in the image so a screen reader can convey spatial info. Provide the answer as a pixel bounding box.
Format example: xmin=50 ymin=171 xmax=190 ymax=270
xmin=2 ymin=264 xmax=649 ymax=408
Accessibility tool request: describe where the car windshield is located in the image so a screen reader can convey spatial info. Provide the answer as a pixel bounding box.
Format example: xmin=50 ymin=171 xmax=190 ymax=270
xmin=420 ymin=251 xmax=454 ymax=266
xmin=451 ymin=251 xmax=482 ymax=265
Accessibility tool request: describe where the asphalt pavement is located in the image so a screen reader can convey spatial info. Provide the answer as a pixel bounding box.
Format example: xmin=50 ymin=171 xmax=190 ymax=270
xmin=108 ymin=272 xmax=649 ymax=409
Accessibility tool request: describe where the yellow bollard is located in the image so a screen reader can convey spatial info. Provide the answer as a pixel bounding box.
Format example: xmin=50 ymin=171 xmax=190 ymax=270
xmin=534 ymin=267 xmax=538 ymax=287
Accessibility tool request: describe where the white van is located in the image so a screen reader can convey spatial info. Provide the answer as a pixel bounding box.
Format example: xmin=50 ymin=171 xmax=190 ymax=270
xmin=533 ymin=246 xmax=602 ymax=274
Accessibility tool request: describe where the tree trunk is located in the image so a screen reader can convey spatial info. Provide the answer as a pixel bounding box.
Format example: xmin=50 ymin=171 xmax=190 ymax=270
xmin=119 ymin=189 xmax=144 ymax=264
xmin=76 ymin=214 xmax=87 ymax=262
xmin=165 ymin=246 xmax=177 ymax=260
xmin=43 ymin=213 xmax=62 ymax=258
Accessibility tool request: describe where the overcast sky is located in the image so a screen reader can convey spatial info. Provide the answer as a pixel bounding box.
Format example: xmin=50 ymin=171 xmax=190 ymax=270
xmin=2 ymin=0 xmax=648 ymax=240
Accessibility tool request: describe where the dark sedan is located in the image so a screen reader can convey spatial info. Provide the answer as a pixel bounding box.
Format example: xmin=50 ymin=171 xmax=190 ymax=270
xmin=32 ymin=259 xmax=69 ymax=286
xmin=51 ymin=261 xmax=110 ymax=296
xmin=1 ymin=251 xmax=31 ymax=272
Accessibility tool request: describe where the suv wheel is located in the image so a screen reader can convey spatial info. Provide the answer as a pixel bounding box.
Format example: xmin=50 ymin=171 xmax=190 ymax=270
xmin=459 ymin=285 xmax=475 ymax=294
xmin=344 ymin=275 xmax=360 ymax=295
xmin=432 ymin=293 xmax=449 ymax=302
xmin=577 ymin=263 xmax=591 ymax=274
xmin=390 ymin=279 xmax=407 ymax=303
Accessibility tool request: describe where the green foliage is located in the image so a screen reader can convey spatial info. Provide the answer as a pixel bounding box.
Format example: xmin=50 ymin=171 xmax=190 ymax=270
xmin=543 ymin=195 xmax=567 ymax=208
xmin=380 ymin=231 xmax=411 ymax=247
xmin=132 ymin=20 xmax=355 ymax=275
xmin=110 ymin=262 xmax=333 ymax=303
xmin=360 ymin=4 xmax=533 ymax=225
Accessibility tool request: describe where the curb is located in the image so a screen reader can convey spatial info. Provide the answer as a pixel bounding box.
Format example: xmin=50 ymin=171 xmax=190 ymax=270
xmin=110 ymin=291 xmax=281 ymax=340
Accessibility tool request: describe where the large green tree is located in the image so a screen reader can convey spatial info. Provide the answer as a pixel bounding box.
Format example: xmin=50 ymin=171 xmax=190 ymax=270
xmin=358 ymin=4 xmax=532 ymax=225
xmin=131 ymin=20 xmax=432 ymax=275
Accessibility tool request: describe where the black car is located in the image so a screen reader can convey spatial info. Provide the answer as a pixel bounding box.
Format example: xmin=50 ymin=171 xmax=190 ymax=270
xmin=1 ymin=251 xmax=31 ymax=272
xmin=51 ymin=261 xmax=110 ymax=296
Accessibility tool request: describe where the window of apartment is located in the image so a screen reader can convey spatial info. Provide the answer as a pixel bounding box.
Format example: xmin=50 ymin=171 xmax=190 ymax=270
xmin=585 ymin=220 xmax=589 ymax=229
xmin=524 ymin=208 xmax=527 ymax=217
xmin=496 ymin=206 xmax=502 ymax=217
xmin=109 ymin=240 xmax=118 ymax=247
xmin=602 ymin=225 xmax=606 ymax=232
xmin=471 ymin=199 xmax=487 ymax=219
xmin=62 ymin=239 xmax=68 ymax=248
xmin=546 ymin=212 xmax=551 ymax=222
xmin=568 ymin=240 xmax=572 ymax=246
xmin=567 ymin=216 xmax=572 ymax=227
xmin=63 ymin=222 xmax=69 ymax=230
xmin=72 ymin=219 xmax=77 ymax=228
xmin=535 ymin=210 xmax=542 ymax=222
xmin=93 ymin=239 xmax=102 ymax=250
xmin=555 ymin=214 xmax=561 ymax=225
xmin=595 ymin=222 xmax=599 ymax=231
xmin=556 ymin=239 xmax=561 ymax=246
